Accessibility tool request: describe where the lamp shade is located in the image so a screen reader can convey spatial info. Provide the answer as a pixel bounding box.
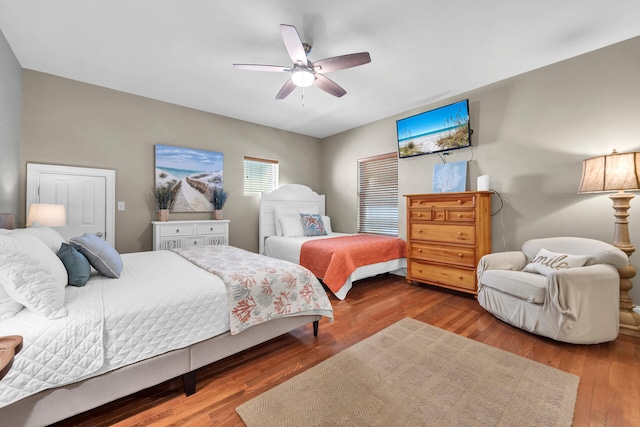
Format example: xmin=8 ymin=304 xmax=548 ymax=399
xmin=577 ymin=150 xmax=640 ymax=193
xmin=26 ymin=203 xmax=67 ymax=227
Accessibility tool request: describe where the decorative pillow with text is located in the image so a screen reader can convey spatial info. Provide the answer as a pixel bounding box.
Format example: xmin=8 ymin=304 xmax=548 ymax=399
xmin=522 ymin=248 xmax=591 ymax=276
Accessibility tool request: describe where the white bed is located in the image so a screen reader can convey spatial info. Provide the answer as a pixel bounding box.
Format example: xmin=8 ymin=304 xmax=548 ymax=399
xmin=0 ymin=222 xmax=332 ymax=426
xmin=259 ymin=184 xmax=407 ymax=299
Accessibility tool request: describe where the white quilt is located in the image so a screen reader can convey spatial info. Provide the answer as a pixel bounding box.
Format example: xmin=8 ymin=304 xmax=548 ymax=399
xmin=0 ymin=250 xmax=229 ymax=408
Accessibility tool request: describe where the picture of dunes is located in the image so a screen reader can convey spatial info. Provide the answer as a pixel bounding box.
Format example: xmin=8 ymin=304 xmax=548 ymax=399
xmin=155 ymin=144 xmax=224 ymax=212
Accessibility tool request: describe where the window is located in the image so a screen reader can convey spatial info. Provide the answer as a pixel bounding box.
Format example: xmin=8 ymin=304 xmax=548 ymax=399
xmin=357 ymin=153 xmax=399 ymax=235
xmin=244 ymin=156 xmax=279 ymax=195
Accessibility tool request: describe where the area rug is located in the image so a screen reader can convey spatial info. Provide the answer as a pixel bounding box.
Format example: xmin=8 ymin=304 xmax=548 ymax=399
xmin=236 ymin=318 xmax=579 ymax=426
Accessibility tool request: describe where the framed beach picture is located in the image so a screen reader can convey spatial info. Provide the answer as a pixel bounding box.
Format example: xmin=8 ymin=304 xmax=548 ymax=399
xmin=155 ymin=144 xmax=223 ymax=212
xmin=432 ymin=161 xmax=467 ymax=193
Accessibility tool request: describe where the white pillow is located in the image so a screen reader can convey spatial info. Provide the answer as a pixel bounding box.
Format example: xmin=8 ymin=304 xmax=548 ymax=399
xmin=322 ymin=216 xmax=332 ymax=233
xmin=0 ymin=233 xmax=68 ymax=319
xmin=279 ymin=215 xmax=306 ymax=237
xmin=0 ymin=285 xmax=23 ymax=319
xmin=21 ymin=223 xmax=66 ymax=253
xmin=274 ymin=206 xmax=319 ymax=236
xmin=522 ymin=248 xmax=591 ymax=276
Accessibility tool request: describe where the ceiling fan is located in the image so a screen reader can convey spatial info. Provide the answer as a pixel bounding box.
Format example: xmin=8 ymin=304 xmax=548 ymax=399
xmin=233 ymin=24 xmax=371 ymax=99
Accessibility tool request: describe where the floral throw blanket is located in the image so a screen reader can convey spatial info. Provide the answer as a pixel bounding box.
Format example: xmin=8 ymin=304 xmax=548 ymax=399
xmin=172 ymin=245 xmax=333 ymax=334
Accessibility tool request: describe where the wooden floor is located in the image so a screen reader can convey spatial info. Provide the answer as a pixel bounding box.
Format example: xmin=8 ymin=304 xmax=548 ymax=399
xmin=52 ymin=275 xmax=640 ymax=427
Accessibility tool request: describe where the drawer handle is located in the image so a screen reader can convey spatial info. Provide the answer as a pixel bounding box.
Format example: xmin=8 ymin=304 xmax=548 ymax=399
xmin=176 ymin=229 xmax=180 ymax=233
xmin=418 ymin=268 xmax=423 ymax=273
xmin=457 ymin=200 xmax=463 ymax=204
xmin=457 ymin=213 xmax=462 ymax=218
xmin=458 ymin=275 xmax=463 ymax=280
xmin=418 ymin=229 xmax=423 ymax=233
xmin=417 ymin=248 xmax=423 ymax=252
xmin=417 ymin=201 xmax=423 ymax=205
xmin=417 ymin=213 xmax=422 ymax=217
xmin=457 ymin=231 xmax=463 ymax=236
xmin=193 ymin=241 xmax=198 ymax=245
xmin=210 ymin=227 xmax=214 ymax=231
xmin=457 ymin=253 xmax=463 ymax=257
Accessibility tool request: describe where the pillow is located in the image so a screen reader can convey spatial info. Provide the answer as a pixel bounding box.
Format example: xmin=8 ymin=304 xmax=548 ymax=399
xmin=300 ymin=213 xmax=327 ymax=237
xmin=57 ymin=242 xmax=91 ymax=286
xmin=0 ymin=233 xmax=68 ymax=319
xmin=279 ymin=215 xmax=306 ymax=237
xmin=0 ymin=285 xmax=24 ymax=319
xmin=322 ymin=216 xmax=332 ymax=234
xmin=522 ymin=248 xmax=591 ymax=276
xmin=22 ymin=223 xmax=66 ymax=253
xmin=69 ymin=233 xmax=123 ymax=278
xmin=274 ymin=206 xmax=319 ymax=236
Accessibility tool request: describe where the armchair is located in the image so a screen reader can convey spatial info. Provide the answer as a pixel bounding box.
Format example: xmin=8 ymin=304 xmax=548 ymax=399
xmin=477 ymin=237 xmax=628 ymax=344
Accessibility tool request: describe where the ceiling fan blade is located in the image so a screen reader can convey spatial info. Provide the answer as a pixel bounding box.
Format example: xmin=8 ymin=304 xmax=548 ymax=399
xmin=275 ymin=78 xmax=297 ymax=100
xmin=313 ymin=74 xmax=346 ymax=98
xmin=233 ymin=64 xmax=290 ymax=73
xmin=281 ymin=24 xmax=308 ymax=66
xmin=313 ymin=52 xmax=371 ymax=73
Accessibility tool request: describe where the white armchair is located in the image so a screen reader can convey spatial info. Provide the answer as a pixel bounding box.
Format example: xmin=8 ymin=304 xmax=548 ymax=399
xmin=477 ymin=237 xmax=628 ymax=344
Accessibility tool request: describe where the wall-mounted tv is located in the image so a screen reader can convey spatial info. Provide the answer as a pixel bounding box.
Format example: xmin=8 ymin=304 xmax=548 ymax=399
xmin=396 ymin=99 xmax=471 ymax=159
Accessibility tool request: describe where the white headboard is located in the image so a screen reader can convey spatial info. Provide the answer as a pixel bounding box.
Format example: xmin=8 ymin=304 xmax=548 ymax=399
xmin=259 ymin=184 xmax=325 ymax=254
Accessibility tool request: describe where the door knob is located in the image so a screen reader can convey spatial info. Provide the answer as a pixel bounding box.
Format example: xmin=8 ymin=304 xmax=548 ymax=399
xmin=95 ymin=232 xmax=103 ymax=237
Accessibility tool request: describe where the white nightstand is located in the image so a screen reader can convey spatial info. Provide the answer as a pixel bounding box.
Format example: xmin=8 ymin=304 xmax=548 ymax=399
xmin=152 ymin=220 xmax=230 ymax=251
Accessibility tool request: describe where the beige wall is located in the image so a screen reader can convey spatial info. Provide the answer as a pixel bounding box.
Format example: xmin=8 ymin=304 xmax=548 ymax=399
xmin=0 ymin=28 xmax=21 ymax=217
xmin=20 ymin=71 xmax=322 ymax=253
xmin=322 ymin=36 xmax=640 ymax=304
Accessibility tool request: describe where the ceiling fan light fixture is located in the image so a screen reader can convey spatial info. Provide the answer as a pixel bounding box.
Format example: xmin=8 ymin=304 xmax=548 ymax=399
xmin=291 ymin=69 xmax=315 ymax=87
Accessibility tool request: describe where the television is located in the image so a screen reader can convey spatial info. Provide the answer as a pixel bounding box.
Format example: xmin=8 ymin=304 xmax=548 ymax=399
xmin=396 ymin=99 xmax=471 ymax=159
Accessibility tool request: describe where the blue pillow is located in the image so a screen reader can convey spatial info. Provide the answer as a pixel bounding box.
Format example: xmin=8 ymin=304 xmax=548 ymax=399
xmin=57 ymin=243 xmax=91 ymax=286
xmin=70 ymin=234 xmax=123 ymax=278
xmin=300 ymin=213 xmax=327 ymax=237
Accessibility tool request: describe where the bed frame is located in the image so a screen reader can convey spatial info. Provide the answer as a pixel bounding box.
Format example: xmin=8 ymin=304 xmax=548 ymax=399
xmin=259 ymin=184 xmax=325 ymax=255
xmin=1 ymin=315 xmax=320 ymax=426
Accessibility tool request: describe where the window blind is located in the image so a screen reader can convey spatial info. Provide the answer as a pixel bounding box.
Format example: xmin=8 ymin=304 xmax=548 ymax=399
xmin=357 ymin=153 xmax=399 ymax=235
xmin=244 ymin=157 xmax=279 ymax=195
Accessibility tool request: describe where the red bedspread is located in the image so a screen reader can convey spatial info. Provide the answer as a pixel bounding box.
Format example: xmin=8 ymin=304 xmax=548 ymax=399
xmin=299 ymin=235 xmax=406 ymax=293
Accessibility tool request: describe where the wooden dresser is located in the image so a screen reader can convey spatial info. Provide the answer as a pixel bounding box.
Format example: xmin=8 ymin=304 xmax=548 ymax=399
xmin=404 ymin=191 xmax=492 ymax=295
xmin=152 ymin=220 xmax=229 ymax=251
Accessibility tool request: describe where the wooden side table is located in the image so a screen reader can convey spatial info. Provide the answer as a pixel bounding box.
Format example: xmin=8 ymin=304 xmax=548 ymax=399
xmin=0 ymin=335 xmax=23 ymax=380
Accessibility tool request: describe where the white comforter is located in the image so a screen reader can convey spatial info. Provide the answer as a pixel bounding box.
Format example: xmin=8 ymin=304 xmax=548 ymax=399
xmin=0 ymin=251 xmax=229 ymax=408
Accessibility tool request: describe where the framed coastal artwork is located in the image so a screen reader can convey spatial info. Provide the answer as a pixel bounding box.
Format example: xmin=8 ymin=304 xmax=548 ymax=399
xmin=154 ymin=144 xmax=223 ymax=212
xmin=432 ymin=161 xmax=467 ymax=193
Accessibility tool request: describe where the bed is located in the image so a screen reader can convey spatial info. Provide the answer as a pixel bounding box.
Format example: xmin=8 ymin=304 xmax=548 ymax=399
xmin=0 ymin=221 xmax=333 ymax=427
xmin=259 ymin=184 xmax=407 ymax=299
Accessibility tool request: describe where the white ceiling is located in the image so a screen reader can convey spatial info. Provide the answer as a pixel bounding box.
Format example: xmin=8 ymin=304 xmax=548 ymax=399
xmin=1 ymin=1 xmax=640 ymax=139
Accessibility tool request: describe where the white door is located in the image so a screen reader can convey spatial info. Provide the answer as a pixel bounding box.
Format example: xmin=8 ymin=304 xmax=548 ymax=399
xmin=26 ymin=164 xmax=115 ymax=246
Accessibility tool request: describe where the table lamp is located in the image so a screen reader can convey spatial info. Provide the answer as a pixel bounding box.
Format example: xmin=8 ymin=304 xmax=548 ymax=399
xmin=26 ymin=204 xmax=67 ymax=227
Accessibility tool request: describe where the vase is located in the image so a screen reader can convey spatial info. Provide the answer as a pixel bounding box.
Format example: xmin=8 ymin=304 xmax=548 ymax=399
xmin=213 ymin=210 xmax=223 ymax=220
xmin=158 ymin=209 xmax=170 ymax=222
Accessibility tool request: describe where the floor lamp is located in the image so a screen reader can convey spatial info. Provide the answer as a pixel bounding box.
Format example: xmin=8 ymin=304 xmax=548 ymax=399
xmin=578 ymin=150 xmax=640 ymax=337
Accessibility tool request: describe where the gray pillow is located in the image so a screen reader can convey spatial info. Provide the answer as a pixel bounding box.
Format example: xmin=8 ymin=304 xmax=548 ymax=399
xmin=69 ymin=233 xmax=123 ymax=278
xmin=57 ymin=242 xmax=91 ymax=286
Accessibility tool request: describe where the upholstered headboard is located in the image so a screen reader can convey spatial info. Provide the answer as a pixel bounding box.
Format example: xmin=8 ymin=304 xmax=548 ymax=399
xmin=0 ymin=213 xmax=16 ymax=230
xmin=258 ymin=185 xmax=325 ymax=254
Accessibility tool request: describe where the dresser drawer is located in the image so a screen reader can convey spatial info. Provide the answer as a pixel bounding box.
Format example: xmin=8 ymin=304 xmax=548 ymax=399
xmin=409 ymin=223 xmax=475 ymax=244
xmin=159 ymin=224 xmax=195 ymax=237
xmin=196 ymin=223 xmax=226 ymax=235
xmin=184 ymin=236 xmax=206 ymax=247
xmin=409 ymin=210 xmax=433 ymax=221
xmin=409 ymin=260 xmax=476 ymax=291
xmin=409 ymin=195 xmax=475 ymax=209
xmin=409 ymin=242 xmax=476 ymax=268
xmin=447 ymin=209 xmax=475 ymax=222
